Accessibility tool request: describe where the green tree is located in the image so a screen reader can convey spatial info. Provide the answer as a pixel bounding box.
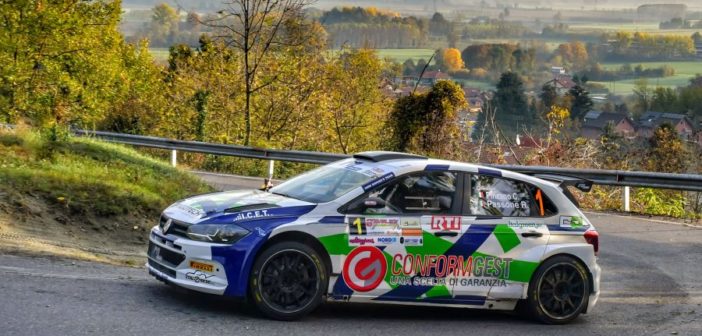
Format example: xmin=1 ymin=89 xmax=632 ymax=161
xmin=0 ymin=0 xmax=162 ymax=129
xmin=644 ymin=123 xmax=688 ymax=173
xmin=539 ymin=83 xmax=558 ymax=111
xmin=567 ymin=85 xmax=593 ymax=121
xmin=475 ymin=72 xmax=533 ymax=142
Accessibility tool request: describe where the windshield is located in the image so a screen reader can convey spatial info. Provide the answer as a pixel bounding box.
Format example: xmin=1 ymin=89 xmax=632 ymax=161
xmin=269 ymin=160 xmax=377 ymax=203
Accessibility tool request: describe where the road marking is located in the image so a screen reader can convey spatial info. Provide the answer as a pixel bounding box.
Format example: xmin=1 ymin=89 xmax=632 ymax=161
xmin=0 ymin=265 xmax=150 ymax=282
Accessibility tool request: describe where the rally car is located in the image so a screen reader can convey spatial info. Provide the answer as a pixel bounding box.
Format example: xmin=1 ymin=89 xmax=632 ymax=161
xmin=147 ymin=151 xmax=600 ymax=324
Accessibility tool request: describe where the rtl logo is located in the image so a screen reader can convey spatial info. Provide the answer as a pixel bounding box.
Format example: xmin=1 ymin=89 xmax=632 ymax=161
xmin=431 ymin=216 xmax=461 ymax=231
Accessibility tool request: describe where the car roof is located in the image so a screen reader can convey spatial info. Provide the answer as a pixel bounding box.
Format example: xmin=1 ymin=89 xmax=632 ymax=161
xmin=351 ymin=155 xmax=558 ymax=190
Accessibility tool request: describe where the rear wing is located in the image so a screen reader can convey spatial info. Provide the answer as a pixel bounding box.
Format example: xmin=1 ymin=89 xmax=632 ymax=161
xmin=532 ymin=174 xmax=593 ymax=207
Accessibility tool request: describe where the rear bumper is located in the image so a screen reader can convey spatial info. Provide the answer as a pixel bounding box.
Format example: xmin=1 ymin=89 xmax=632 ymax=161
xmin=146 ymin=228 xmax=229 ymax=295
xmin=587 ymin=262 xmax=601 ymax=312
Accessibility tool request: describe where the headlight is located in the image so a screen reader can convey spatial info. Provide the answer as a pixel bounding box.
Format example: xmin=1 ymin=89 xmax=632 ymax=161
xmin=186 ymin=224 xmax=250 ymax=243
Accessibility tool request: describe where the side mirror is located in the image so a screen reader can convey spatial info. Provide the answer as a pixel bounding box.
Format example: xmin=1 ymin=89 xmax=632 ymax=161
xmin=436 ymin=196 xmax=452 ymax=210
xmin=362 ymin=197 xmax=386 ymax=209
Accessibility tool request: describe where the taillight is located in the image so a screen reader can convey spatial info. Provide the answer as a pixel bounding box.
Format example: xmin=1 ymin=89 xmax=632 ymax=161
xmin=584 ymin=230 xmax=599 ymax=256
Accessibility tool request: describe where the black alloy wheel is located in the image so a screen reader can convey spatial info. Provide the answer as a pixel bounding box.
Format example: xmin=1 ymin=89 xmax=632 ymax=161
xmin=526 ymin=256 xmax=590 ymax=324
xmin=249 ymin=241 xmax=327 ymax=320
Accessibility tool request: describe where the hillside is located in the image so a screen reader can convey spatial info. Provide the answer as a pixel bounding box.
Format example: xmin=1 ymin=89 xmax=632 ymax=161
xmin=0 ymin=127 xmax=213 ymax=265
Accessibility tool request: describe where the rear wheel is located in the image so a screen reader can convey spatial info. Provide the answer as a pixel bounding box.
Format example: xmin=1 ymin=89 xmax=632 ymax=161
xmin=526 ymin=255 xmax=590 ymax=324
xmin=249 ymin=241 xmax=327 ymax=321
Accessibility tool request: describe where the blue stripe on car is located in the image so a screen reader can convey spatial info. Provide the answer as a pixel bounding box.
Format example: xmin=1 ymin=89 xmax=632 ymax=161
xmin=425 ymin=164 xmax=450 ymax=171
xmin=478 ymin=168 xmax=502 ymax=177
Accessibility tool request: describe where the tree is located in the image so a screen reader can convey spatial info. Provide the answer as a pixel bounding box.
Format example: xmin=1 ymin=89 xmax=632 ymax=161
xmin=644 ymin=123 xmax=688 ymax=173
xmin=325 ymin=49 xmax=389 ymax=154
xmin=388 ymin=81 xmax=466 ymax=158
xmin=0 ymin=0 xmax=159 ymax=128
xmin=441 ymin=48 xmax=465 ymax=72
xmin=204 ymin=0 xmax=312 ymax=146
xmin=539 ymin=83 xmax=558 ymax=111
xmin=567 ymin=85 xmax=593 ymax=121
xmin=483 ymin=72 xmax=533 ymax=141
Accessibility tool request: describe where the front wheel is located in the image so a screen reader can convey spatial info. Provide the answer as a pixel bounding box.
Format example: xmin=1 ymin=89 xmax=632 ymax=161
xmin=249 ymin=241 xmax=327 ymax=321
xmin=526 ymin=255 xmax=590 ymax=324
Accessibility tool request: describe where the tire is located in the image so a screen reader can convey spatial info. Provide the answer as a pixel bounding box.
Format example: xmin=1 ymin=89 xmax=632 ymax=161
xmin=249 ymin=241 xmax=327 ymax=321
xmin=526 ymin=255 xmax=591 ymax=324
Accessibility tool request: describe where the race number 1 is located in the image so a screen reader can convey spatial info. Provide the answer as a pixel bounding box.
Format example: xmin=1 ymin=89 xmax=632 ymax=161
xmin=348 ymin=217 xmax=366 ymax=235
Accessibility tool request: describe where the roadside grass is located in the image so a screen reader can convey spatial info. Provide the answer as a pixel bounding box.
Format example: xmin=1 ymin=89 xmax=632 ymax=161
xmin=0 ymin=127 xmax=213 ymax=218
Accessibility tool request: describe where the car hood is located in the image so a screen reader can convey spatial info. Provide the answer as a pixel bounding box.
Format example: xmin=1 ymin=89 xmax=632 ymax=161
xmin=162 ymin=189 xmax=315 ymax=225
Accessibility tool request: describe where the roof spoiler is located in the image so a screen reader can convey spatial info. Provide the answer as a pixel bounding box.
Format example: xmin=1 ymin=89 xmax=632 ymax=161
xmin=533 ymin=174 xmax=593 ymax=193
xmin=533 ymin=174 xmax=593 ymax=207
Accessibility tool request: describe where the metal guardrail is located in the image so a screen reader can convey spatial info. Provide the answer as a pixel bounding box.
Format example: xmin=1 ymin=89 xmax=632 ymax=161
xmin=72 ymin=129 xmax=348 ymax=165
xmin=70 ymin=129 xmax=702 ymax=193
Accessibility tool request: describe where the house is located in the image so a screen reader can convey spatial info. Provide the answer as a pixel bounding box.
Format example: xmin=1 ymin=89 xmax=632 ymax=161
xmin=637 ymin=112 xmax=695 ymax=140
xmin=543 ymin=74 xmax=577 ymax=95
xmin=417 ymin=71 xmax=450 ymax=86
xmin=580 ymin=111 xmax=636 ymax=140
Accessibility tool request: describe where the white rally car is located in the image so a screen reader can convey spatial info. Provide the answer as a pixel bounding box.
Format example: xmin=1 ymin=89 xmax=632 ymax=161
xmin=147 ymin=151 xmax=600 ymax=324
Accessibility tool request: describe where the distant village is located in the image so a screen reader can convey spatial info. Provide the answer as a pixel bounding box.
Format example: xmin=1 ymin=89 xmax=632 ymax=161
xmin=382 ymin=67 xmax=702 ymax=154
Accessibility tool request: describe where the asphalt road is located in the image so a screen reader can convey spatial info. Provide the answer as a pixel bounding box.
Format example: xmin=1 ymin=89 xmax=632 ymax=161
xmin=1 ymin=174 xmax=701 ymax=335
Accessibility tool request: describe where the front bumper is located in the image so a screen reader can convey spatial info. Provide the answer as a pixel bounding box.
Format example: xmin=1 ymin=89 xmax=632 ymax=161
xmin=147 ymin=228 xmax=229 ymax=295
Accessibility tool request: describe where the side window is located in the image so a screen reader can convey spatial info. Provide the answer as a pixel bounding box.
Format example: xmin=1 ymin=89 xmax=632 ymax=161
xmin=349 ymin=171 xmax=458 ymax=214
xmin=469 ymin=175 xmax=556 ymax=217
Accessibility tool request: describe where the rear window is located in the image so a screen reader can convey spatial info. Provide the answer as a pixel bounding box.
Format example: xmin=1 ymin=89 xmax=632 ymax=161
xmin=469 ymin=175 xmax=557 ymax=217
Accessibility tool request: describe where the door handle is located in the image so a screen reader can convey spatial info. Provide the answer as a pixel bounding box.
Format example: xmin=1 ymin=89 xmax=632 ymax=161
xmin=434 ymin=231 xmax=458 ymax=237
xmin=521 ymin=232 xmax=543 ymax=238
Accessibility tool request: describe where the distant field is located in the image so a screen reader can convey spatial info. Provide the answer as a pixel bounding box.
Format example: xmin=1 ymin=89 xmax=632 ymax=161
xmin=593 ymin=61 xmax=701 ymax=95
xmin=569 ymin=22 xmax=701 ymax=35
xmin=375 ymin=49 xmax=435 ymax=63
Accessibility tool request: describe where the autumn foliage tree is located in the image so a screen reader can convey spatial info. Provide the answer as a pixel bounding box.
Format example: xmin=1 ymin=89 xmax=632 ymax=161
xmin=440 ymin=48 xmax=464 ymax=72
xmin=388 ymin=80 xmax=466 ymax=158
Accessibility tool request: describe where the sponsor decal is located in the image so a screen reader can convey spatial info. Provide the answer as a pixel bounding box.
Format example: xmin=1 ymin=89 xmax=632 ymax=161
xmin=185 ymin=270 xmax=215 ymax=284
xmin=255 ymin=227 xmax=266 ymax=237
xmin=401 ymin=228 xmax=423 ymax=236
xmin=349 ymin=236 xmax=376 ymax=246
xmin=350 ymin=217 xmax=402 ymax=236
xmin=365 ymin=217 xmax=399 ymax=228
xmin=375 ymin=236 xmax=398 ymax=245
xmin=388 ymin=276 xmax=507 ymax=287
xmin=361 ymin=173 xmax=396 ymax=191
xmin=232 ymin=209 xmax=272 ymax=222
xmin=390 ymin=254 xmax=512 ymax=279
xmin=507 ymin=219 xmax=544 ymax=229
xmin=343 ymin=246 xmax=387 ymax=292
xmin=176 ymin=204 xmax=205 ymax=218
xmin=431 ymin=216 xmax=461 ymax=231
xmin=189 ymin=260 xmax=214 ymax=273
xmin=399 ymin=218 xmax=420 ymax=228
xmin=401 ymin=236 xmax=423 ymax=246
xmin=560 ymin=216 xmax=586 ymax=228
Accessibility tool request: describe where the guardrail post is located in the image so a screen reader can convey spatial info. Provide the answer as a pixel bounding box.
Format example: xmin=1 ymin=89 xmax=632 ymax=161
xmin=268 ymin=160 xmax=275 ymax=181
xmin=171 ymin=150 xmax=177 ymax=167
xmin=623 ymin=186 xmax=630 ymax=212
